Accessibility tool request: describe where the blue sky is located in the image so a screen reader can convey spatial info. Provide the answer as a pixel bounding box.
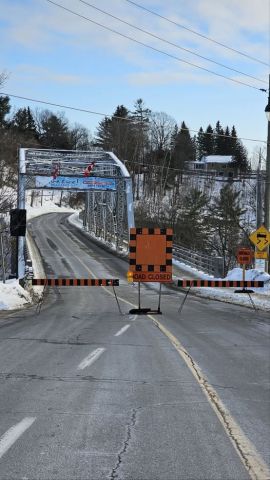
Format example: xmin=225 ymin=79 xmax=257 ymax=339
xmin=0 ymin=0 xmax=269 ymax=161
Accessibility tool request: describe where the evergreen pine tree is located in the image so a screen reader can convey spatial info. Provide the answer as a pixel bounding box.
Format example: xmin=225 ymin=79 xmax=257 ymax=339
xmin=95 ymin=105 xmax=136 ymax=164
xmin=196 ymin=127 xmax=205 ymax=160
xmin=213 ymin=121 xmax=225 ymax=154
xmin=222 ymin=126 xmax=232 ymax=155
xmin=230 ymin=125 xmax=249 ymax=172
xmin=203 ymin=124 xmax=214 ymax=156
xmin=39 ymin=111 xmax=72 ymax=148
xmin=172 ymin=121 xmax=195 ymax=169
xmin=95 ymin=117 xmax=113 ymax=149
xmin=232 ymin=140 xmax=249 ymax=172
xmin=12 ymin=107 xmax=38 ymax=138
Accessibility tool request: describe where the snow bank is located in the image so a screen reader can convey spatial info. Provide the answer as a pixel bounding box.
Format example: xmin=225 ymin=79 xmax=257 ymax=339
xmin=225 ymin=267 xmax=270 ymax=284
xmin=68 ymin=212 xmax=119 ymax=253
xmin=182 ymin=267 xmax=270 ymax=311
xmin=0 ymin=194 xmax=75 ymax=311
xmin=0 ymin=279 xmax=31 ymax=310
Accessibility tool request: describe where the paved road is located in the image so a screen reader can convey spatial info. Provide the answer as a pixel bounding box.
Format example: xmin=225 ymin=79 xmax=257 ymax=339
xmin=0 ymin=213 xmax=269 ymax=480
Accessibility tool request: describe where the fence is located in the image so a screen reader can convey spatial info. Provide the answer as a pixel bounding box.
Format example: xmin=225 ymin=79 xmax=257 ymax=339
xmin=173 ymin=244 xmax=224 ymax=278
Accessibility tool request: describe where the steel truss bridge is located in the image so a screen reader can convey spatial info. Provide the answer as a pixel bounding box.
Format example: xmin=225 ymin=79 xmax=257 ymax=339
xmin=18 ymin=148 xmax=134 ymax=278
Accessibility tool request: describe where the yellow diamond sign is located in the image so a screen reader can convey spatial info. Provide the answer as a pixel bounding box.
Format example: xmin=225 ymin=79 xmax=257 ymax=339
xmin=249 ymin=225 xmax=270 ymax=251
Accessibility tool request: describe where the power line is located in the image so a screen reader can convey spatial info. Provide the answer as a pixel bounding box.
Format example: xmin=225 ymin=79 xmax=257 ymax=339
xmin=125 ymin=0 xmax=270 ymax=68
xmin=0 ymin=91 xmax=267 ymax=145
xmin=76 ymin=0 xmax=267 ymax=85
xmin=122 ymin=159 xmax=264 ymax=177
xmin=44 ymin=0 xmax=263 ymax=92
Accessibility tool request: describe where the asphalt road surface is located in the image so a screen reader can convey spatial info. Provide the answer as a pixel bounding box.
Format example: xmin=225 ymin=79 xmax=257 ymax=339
xmin=0 ymin=213 xmax=269 ymax=480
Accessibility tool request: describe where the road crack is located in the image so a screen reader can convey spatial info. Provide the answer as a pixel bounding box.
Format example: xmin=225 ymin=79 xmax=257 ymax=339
xmin=0 ymin=372 xmax=186 ymax=386
xmin=110 ymin=408 xmax=137 ymax=480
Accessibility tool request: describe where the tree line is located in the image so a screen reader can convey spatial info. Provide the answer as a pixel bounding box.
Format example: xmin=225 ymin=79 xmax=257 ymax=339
xmin=0 ymin=95 xmax=249 ymax=184
xmin=95 ymin=98 xmax=249 ymax=173
xmin=0 ymin=95 xmax=92 ymax=186
xmin=0 ymin=94 xmax=251 ymax=274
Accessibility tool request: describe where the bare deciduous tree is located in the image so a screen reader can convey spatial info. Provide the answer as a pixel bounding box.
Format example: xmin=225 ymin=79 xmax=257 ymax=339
xmin=149 ymin=112 xmax=176 ymax=153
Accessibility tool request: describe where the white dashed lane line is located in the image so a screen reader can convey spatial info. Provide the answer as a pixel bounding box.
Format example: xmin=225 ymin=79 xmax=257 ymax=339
xmin=77 ymin=347 xmax=106 ymax=370
xmin=114 ymin=324 xmax=130 ymax=337
xmin=0 ymin=417 xmax=36 ymax=459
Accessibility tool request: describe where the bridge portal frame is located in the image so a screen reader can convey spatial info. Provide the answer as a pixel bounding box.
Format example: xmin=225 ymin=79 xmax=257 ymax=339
xmin=18 ymin=148 xmax=134 ymax=279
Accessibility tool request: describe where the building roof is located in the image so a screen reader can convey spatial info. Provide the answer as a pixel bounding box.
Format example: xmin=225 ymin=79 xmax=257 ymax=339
xmin=202 ymin=155 xmax=233 ymax=164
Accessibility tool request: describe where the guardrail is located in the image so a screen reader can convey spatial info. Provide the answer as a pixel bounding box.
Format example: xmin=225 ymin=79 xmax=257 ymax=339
xmin=173 ymin=244 xmax=224 ymax=278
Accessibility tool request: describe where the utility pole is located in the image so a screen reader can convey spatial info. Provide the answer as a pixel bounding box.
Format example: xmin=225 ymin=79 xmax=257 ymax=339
xmin=256 ymin=148 xmax=262 ymax=228
xmin=0 ymin=233 xmax=6 ymax=283
xmin=264 ymin=74 xmax=270 ymax=272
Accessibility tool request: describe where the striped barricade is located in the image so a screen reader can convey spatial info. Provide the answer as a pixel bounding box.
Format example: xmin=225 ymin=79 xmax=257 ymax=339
xmin=177 ymin=280 xmax=264 ymax=288
xmin=32 ymin=279 xmax=119 ymax=287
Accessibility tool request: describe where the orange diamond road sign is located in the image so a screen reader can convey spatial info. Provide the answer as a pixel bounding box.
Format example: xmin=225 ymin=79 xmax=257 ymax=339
xmin=249 ymin=225 xmax=270 ymax=251
xmin=129 ymin=228 xmax=173 ymax=282
xmin=237 ymin=247 xmax=253 ymax=265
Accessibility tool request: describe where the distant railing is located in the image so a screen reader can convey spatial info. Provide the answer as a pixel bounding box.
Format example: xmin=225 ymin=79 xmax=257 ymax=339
xmin=173 ymin=244 xmax=224 ymax=278
xmin=77 ymin=219 xmax=225 ymax=278
xmin=124 ymin=233 xmax=224 ymax=277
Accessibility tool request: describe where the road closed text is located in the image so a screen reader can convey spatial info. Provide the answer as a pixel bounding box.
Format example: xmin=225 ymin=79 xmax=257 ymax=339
xmin=132 ymin=272 xmax=172 ymax=282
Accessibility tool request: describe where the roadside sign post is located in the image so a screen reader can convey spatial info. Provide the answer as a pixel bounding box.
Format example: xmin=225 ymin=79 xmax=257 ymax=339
xmin=235 ymin=247 xmax=254 ymax=294
xmin=128 ymin=227 xmax=173 ymax=314
xmin=254 ymin=250 xmax=268 ymax=271
xmin=249 ymin=226 xmax=270 ymax=271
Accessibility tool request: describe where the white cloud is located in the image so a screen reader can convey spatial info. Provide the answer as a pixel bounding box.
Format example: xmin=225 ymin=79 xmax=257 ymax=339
xmin=14 ymin=65 xmax=93 ymax=86
xmin=127 ymin=69 xmax=217 ymax=86
xmin=1 ymin=0 xmax=268 ymax=74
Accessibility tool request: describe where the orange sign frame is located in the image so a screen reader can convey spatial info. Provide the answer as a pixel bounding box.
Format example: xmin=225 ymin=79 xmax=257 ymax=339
xmin=129 ymin=228 xmax=173 ymax=282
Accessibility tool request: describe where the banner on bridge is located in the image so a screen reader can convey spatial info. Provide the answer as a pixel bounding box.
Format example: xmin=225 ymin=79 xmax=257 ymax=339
xmin=35 ymin=176 xmax=117 ymax=191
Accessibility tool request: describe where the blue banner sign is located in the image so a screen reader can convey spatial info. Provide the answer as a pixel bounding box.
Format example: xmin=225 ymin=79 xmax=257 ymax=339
xmin=35 ymin=176 xmax=117 ymax=191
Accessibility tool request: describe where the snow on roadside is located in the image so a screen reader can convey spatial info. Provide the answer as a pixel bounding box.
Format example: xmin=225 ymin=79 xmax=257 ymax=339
xmin=0 ymin=279 xmax=31 ymax=310
xmin=225 ymin=267 xmax=270 ymax=285
xmin=0 ymin=196 xmax=75 ymax=312
xmin=173 ymin=259 xmax=213 ymax=280
xmin=179 ymin=268 xmax=270 ymax=311
xmin=27 ymin=202 xmax=74 ymax=220
xmin=68 ymin=212 xmax=119 ymax=253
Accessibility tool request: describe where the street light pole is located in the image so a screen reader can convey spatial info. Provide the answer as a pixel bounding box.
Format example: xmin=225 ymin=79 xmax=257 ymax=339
xmin=264 ymin=74 xmax=270 ymax=272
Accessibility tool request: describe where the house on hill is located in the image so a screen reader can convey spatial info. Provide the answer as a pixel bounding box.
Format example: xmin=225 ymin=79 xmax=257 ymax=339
xmin=187 ymin=155 xmax=235 ymax=177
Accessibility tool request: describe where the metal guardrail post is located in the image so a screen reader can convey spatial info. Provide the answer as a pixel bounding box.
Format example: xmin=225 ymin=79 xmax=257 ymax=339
xmin=213 ymin=257 xmax=224 ymax=278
